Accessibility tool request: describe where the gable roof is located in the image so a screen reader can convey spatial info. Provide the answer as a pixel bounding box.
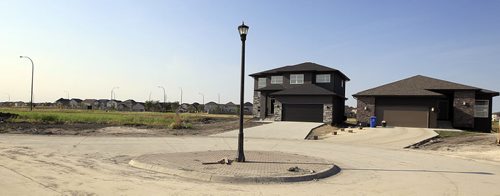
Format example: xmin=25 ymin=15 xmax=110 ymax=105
xmin=250 ymin=62 xmax=350 ymax=80
xmin=353 ymin=75 xmax=499 ymax=97
xmin=271 ymin=84 xmax=342 ymax=97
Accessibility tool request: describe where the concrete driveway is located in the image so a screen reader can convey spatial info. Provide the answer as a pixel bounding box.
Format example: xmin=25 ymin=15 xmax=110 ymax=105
xmin=212 ymin=121 xmax=323 ymax=140
xmin=322 ymin=127 xmax=439 ymax=149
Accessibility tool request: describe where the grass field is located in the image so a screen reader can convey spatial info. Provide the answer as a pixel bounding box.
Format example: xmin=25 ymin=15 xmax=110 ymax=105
xmin=0 ymin=108 xmax=239 ymax=127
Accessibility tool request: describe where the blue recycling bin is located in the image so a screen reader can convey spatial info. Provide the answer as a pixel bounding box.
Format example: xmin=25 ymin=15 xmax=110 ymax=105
xmin=370 ymin=116 xmax=377 ymax=128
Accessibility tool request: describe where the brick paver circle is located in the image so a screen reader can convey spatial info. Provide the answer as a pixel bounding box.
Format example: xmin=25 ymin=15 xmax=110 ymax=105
xmin=129 ymin=150 xmax=340 ymax=183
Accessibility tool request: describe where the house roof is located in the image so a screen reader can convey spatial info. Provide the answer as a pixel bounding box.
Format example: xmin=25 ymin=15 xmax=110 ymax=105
xmin=205 ymin=102 xmax=218 ymax=105
xmin=250 ymin=62 xmax=350 ymax=80
xmin=271 ymin=84 xmax=342 ymax=97
xmin=353 ymin=75 xmax=500 ymax=97
xmin=244 ymin=102 xmax=253 ymax=106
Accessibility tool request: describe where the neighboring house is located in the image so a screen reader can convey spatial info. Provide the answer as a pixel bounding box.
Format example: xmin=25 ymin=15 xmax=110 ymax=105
xmin=353 ymin=75 xmax=499 ymax=132
xmin=132 ymin=102 xmax=145 ymax=112
xmin=493 ymin=112 xmax=500 ymax=121
xmin=345 ymin=106 xmax=356 ymax=118
xmin=55 ymin=98 xmax=70 ymax=108
xmin=204 ymin=102 xmax=219 ymax=114
xmin=250 ymin=62 xmax=350 ymax=124
xmin=69 ymin=98 xmax=82 ymax=108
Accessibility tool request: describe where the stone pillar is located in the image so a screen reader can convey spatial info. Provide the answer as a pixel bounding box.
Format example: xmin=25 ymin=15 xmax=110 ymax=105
xmin=253 ymin=91 xmax=261 ymax=118
xmin=356 ymin=97 xmax=375 ymax=125
xmin=453 ymin=91 xmax=475 ymax=128
xmin=323 ymin=104 xmax=333 ymax=123
xmin=274 ymin=100 xmax=282 ymax=121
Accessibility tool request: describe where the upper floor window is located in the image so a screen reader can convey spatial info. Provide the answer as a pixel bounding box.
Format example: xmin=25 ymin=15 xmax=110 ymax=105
xmin=474 ymin=100 xmax=489 ymax=118
xmin=316 ymin=74 xmax=331 ymax=83
xmin=258 ymin=78 xmax=266 ymax=88
xmin=290 ymin=74 xmax=304 ymax=84
xmin=271 ymin=76 xmax=283 ymax=84
xmin=341 ymin=80 xmax=345 ymax=88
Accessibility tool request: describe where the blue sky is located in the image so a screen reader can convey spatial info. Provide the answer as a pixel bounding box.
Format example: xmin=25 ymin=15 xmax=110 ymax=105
xmin=1 ymin=0 xmax=499 ymax=111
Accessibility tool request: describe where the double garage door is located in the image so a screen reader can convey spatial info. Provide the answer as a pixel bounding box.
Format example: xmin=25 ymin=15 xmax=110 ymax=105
xmin=375 ymin=105 xmax=429 ymax=128
xmin=282 ymin=104 xmax=323 ymax=122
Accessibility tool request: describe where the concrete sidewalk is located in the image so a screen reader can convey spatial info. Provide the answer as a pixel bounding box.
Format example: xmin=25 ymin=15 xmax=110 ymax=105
xmin=322 ymin=127 xmax=439 ymax=149
xmin=212 ymin=121 xmax=324 ymax=140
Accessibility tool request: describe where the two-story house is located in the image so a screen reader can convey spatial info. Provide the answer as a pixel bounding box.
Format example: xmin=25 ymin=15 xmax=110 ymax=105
xmin=250 ymin=62 xmax=350 ymax=124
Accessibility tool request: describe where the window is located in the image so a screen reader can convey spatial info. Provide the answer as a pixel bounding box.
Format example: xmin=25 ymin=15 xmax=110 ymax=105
xmin=290 ymin=74 xmax=304 ymax=84
xmin=316 ymin=74 xmax=331 ymax=83
xmin=258 ymin=78 xmax=266 ymax=88
xmin=474 ymin=100 xmax=489 ymax=118
xmin=271 ymin=76 xmax=283 ymax=84
xmin=341 ymin=80 xmax=345 ymax=88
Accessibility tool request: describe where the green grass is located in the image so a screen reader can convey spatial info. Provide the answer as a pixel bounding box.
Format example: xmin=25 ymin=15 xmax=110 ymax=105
xmin=435 ymin=130 xmax=479 ymax=138
xmin=0 ymin=108 xmax=238 ymax=127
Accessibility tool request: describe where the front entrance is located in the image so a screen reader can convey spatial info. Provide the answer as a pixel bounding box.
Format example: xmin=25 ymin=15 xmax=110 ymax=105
xmin=266 ymin=97 xmax=275 ymax=116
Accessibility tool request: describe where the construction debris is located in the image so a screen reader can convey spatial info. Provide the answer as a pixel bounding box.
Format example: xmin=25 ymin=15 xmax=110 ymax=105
xmin=202 ymin=157 xmax=233 ymax=165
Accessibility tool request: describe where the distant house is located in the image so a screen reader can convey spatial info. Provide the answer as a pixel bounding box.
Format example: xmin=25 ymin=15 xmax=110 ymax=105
xmin=117 ymin=100 xmax=136 ymax=111
xmin=353 ymin=75 xmax=499 ymax=132
xmin=132 ymin=102 xmax=145 ymax=112
xmin=97 ymin=99 xmax=110 ymax=110
xmin=106 ymin=100 xmax=121 ymax=110
xmin=82 ymin=99 xmax=98 ymax=110
xmin=244 ymin=102 xmax=253 ymax=115
xmin=178 ymin=103 xmax=190 ymax=113
xmin=221 ymin=102 xmax=238 ymax=114
xmin=55 ymin=98 xmax=70 ymax=108
xmin=69 ymin=98 xmax=82 ymax=108
xmin=204 ymin=102 xmax=219 ymax=113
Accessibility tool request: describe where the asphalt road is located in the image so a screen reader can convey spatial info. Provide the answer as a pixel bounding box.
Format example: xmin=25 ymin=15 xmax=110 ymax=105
xmin=0 ymin=134 xmax=499 ymax=195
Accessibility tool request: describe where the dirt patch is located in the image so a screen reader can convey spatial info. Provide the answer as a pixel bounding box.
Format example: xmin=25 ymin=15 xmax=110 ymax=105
xmin=0 ymin=112 xmax=18 ymax=122
xmin=412 ymin=131 xmax=500 ymax=162
xmin=0 ymin=119 xmax=265 ymax=137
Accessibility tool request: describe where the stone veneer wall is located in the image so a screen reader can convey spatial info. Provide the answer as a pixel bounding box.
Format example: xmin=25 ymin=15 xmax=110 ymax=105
xmin=274 ymin=100 xmax=282 ymax=121
xmin=453 ymin=91 xmax=475 ymax=128
xmin=253 ymin=91 xmax=261 ymax=118
xmin=323 ymin=104 xmax=333 ymax=123
xmin=356 ymin=97 xmax=375 ymax=124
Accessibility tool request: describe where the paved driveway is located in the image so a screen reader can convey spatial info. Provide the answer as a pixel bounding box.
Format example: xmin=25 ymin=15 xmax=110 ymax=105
xmin=322 ymin=127 xmax=439 ymax=149
xmin=211 ymin=121 xmax=324 ymax=140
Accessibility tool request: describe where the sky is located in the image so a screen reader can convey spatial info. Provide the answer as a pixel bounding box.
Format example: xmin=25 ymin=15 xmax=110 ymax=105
xmin=1 ymin=0 xmax=500 ymax=111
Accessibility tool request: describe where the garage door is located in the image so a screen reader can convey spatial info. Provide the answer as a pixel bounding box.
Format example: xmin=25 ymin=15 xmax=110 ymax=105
xmin=375 ymin=106 xmax=429 ymax=128
xmin=282 ymin=104 xmax=323 ymax=122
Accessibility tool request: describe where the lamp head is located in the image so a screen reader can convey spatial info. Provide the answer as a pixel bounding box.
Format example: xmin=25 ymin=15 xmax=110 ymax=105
xmin=238 ymin=22 xmax=249 ymax=41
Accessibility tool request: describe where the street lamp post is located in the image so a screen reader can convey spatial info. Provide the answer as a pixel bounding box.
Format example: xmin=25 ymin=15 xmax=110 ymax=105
xmin=111 ymin=87 xmax=119 ymax=100
xmin=198 ymin=93 xmax=204 ymax=105
xmin=158 ymin=86 xmax=166 ymax=112
xmin=179 ymin=87 xmax=183 ymax=104
xmin=157 ymin=86 xmax=166 ymax=103
xmin=19 ymin=56 xmax=34 ymax=111
xmin=237 ymin=22 xmax=249 ymax=162
xmin=64 ymin=90 xmax=69 ymax=99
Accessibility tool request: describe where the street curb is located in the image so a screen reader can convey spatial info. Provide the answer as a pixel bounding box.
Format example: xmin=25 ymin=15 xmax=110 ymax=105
xmin=129 ymin=159 xmax=341 ymax=183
